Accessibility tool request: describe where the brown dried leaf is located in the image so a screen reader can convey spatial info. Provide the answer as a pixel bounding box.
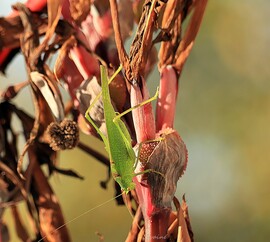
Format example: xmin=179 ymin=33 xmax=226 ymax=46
xmin=17 ymin=77 xmax=56 ymax=178
xmin=48 ymin=0 xmax=63 ymax=28
xmin=158 ymin=0 xmax=183 ymax=68
xmin=0 ymin=125 xmax=4 ymax=155
xmin=181 ymin=195 xmax=194 ymax=241
xmin=29 ymin=0 xmax=63 ymax=69
xmin=11 ymin=206 xmax=29 ymax=241
xmin=144 ymin=45 xmax=158 ymax=78
xmin=0 ymin=81 xmax=28 ymax=101
xmin=173 ymin=197 xmax=191 ymax=242
xmin=54 ymin=36 xmax=77 ymax=81
xmin=14 ymin=3 xmax=40 ymax=70
xmin=174 ymin=0 xmax=208 ymax=74
xmin=125 ymin=206 xmax=143 ymax=241
xmin=29 ymin=149 xmax=71 ymax=242
xmin=76 ymin=76 xmax=106 ymax=135
xmin=167 ymin=211 xmax=179 ymax=240
xmin=118 ymin=0 xmax=134 ymax=41
xmin=144 ymin=128 xmax=188 ymax=208
xmin=30 ymin=71 xmax=65 ymax=122
xmin=109 ymin=0 xmax=129 ymax=71
xmin=0 ymin=221 xmax=9 ymax=242
xmin=0 ymin=161 xmax=38 ymax=232
xmin=127 ymin=0 xmax=166 ymax=83
xmin=0 ymin=177 xmax=8 ymax=196
xmin=70 ymin=0 xmax=91 ymax=25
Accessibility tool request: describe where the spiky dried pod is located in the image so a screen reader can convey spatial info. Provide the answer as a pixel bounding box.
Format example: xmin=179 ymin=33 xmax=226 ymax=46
xmin=46 ymin=119 xmax=79 ymax=151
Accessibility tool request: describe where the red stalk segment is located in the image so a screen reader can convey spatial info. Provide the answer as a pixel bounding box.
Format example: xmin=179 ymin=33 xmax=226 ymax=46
xmin=130 ymin=79 xmax=156 ymax=143
xmin=156 ymin=65 xmax=178 ymax=132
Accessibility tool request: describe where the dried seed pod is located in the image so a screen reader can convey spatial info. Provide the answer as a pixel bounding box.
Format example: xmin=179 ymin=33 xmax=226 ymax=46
xmin=46 ymin=119 xmax=79 ymax=151
xmin=139 ymin=128 xmax=188 ymax=208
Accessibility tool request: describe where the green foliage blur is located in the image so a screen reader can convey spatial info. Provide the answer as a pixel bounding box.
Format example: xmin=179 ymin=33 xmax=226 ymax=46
xmin=1 ymin=1 xmax=270 ymax=241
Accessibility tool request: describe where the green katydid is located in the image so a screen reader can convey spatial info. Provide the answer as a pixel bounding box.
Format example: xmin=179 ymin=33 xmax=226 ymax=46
xmin=85 ymin=65 xmax=159 ymax=193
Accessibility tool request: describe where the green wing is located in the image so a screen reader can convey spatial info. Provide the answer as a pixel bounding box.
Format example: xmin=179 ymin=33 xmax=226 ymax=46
xmin=100 ymin=66 xmax=135 ymax=192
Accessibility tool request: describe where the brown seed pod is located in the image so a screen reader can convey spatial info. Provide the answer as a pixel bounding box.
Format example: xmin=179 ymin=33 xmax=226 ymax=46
xmin=46 ymin=119 xmax=79 ymax=151
xmin=139 ymin=128 xmax=188 ymax=208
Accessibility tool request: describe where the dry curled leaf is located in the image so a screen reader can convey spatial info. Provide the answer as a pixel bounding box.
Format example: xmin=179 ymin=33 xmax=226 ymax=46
xmin=76 ymin=76 xmax=106 ymax=135
xmin=70 ymin=0 xmax=91 ymax=25
xmin=118 ymin=0 xmax=134 ymax=41
xmin=0 ymin=81 xmax=28 ymax=101
xmin=30 ymin=71 xmax=65 ymax=122
xmin=0 ymin=221 xmax=9 ymax=242
xmin=47 ymin=0 xmax=63 ymax=28
xmin=143 ymin=128 xmax=187 ymax=208
xmin=173 ymin=196 xmax=192 ymax=242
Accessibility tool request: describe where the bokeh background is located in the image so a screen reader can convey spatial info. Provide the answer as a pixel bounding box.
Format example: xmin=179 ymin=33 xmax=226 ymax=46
xmin=1 ymin=0 xmax=270 ymax=241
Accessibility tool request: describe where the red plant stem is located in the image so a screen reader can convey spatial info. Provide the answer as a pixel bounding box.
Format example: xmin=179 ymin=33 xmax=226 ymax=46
xmin=156 ymin=65 xmax=178 ymax=132
xmin=131 ymin=77 xmax=171 ymax=241
xmin=134 ymin=178 xmax=170 ymax=242
xmin=130 ymin=80 xmax=156 ymax=142
xmin=145 ymin=210 xmax=171 ymax=242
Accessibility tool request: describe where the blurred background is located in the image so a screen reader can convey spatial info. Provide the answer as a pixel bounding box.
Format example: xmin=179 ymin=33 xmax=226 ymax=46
xmin=1 ymin=0 xmax=270 ymax=241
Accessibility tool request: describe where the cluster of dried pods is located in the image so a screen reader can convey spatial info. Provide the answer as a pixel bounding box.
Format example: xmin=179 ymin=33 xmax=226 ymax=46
xmin=0 ymin=0 xmax=207 ymax=241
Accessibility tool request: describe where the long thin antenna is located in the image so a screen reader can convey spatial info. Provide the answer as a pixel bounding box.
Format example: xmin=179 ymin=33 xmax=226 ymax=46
xmin=38 ymin=193 xmax=123 ymax=242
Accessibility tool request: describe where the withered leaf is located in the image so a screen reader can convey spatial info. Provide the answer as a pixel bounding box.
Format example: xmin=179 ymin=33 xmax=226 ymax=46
xmin=11 ymin=206 xmax=29 ymax=241
xmin=76 ymin=76 xmax=106 ymax=135
xmin=145 ymin=128 xmax=188 ymax=208
xmin=54 ymin=36 xmax=77 ymax=82
xmin=47 ymin=0 xmax=63 ymax=28
xmin=118 ymin=0 xmax=134 ymax=41
xmin=0 ymin=81 xmax=28 ymax=101
xmin=70 ymin=0 xmax=91 ymax=25
xmin=173 ymin=196 xmax=192 ymax=242
xmin=0 ymin=221 xmax=9 ymax=242
xmin=30 ymin=71 xmax=65 ymax=122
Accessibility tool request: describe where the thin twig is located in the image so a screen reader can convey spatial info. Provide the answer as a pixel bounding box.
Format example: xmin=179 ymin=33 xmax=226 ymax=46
xmin=109 ymin=0 xmax=129 ymax=68
xmin=174 ymin=0 xmax=208 ymax=73
xmin=77 ymin=141 xmax=110 ymax=167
